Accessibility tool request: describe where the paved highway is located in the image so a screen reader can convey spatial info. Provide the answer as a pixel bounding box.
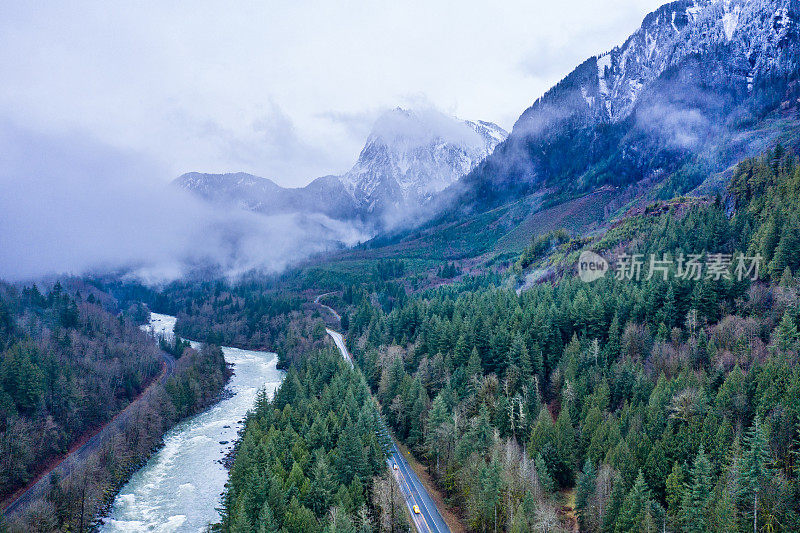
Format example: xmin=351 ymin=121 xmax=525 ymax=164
xmin=325 ymin=327 xmax=450 ymax=533
xmin=326 ymin=328 xmax=353 ymax=368
xmin=314 ymin=292 xmax=341 ymax=321
xmin=379 ymin=422 xmax=451 ymax=533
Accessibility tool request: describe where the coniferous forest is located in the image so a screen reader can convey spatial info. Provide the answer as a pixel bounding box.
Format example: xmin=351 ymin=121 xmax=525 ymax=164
xmin=118 ymin=145 xmax=800 ymax=533
xmin=2 ymin=107 xmax=800 ymax=533
xmin=328 ymin=149 xmax=800 ymax=532
xmin=6 ymin=1 xmax=800 ymax=530
xmin=0 ymin=281 xmax=230 ymax=531
xmin=219 ymin=348 xmax=406 ymax=533
xmin=97 ymin=146 xmax=800 ymax=533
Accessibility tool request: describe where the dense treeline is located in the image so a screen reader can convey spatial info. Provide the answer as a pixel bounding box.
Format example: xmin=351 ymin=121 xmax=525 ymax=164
xmin=339 ymin=148 xmax=800 ymax=531
xmin=100 ymin=276 xmax=331 ymax=370
xmin=729 ymin=143 xmax=800 ymax=281
xmin=219 ymin=348 xmax=408 ymax=533
xmin=0 ymin=280 xmax=162 ymax=500
xmin=97 ymin=276 xmax=306 ymax=350
xmin=1 ymin=279 xmax=231 ymax=532
xmin=143 ymin=280 xmax=331 ymax=368
xmin=166 ymin=343 xmax=231 ymax=420
xmin=516 ymin=229 xmax=572 ymax=270
xmin=172 ymin=286 xmax=304 ymax=349
xmin=10 ymin=343 xmax=230 ymax=532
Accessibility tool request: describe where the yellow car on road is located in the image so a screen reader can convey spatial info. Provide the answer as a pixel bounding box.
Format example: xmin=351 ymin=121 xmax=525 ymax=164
xmin=413 ymin=505 xmax=420 ymax=514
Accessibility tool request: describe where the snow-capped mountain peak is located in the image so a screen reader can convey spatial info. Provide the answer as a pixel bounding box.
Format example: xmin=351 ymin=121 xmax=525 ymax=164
xmin=461 ymin=0 xmax=800 ymax=215
xmin=339 ymin=108 xmax=507 ymax=213
xmin=569 ymin=0 xmax=799 ymax=124
xmin=176 ymin=107 xmax=506 ymax=231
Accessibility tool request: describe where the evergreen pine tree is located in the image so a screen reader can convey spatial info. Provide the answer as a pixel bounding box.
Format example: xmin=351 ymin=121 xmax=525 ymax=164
xmin=602 ymin=473 xmax=626 ymax=533
xmin=743 ymin=416 xmax=771 ymax=533
xmin=713 ymin=438 xmax=743 ymax=533
xmin=454 ymin=334 xmax=470 ymax=367
xmin=642 ymin=440 xmax=668 ymax=500
xmin=665 ymin=461 xmax=686 ymax=526
xmin=681 ymin=446 xmax=712 ymax=533
xmin=530 ymin=342 xmax=544 ymax=377
xmin=425 ymin=394 xmax=450 ymax=476
xmin=773 ymin=309 xmax=798 ymax=354
xmin=308 ymin=453 xmax=336 ymax=517
xmin=554 ymin=404 xmax=577 ymax=485
xmin=663 ymin=284 xmax=678 ymax=329
xmin=605 ymin=314 xmax=621 ymax=364
xmin=229 ymin=499 xmax=254 ymax=533
xmin=535 ymin=453 xmax=555 ymax=493
xmin=477 ymin=455 xmax=504 ymax=532
xmin=761 ymin=214 xmax=780 ymax=263
xmin=769 ymin=226 xmax=800 ymax=279
xmin=614 ymin=471 xmax=653 ymax=533
xmin=467 ymin=347 xmax=482 ymax=379
xmin=336 ymin=424 xmax=366 ymax=486
xmin=257 ymin=501 xmax=280 ymax=533
xmin=508 ymin=333 xmax=528 ymax=374
xmin=529 ymin=407 xmax=555 ymax=456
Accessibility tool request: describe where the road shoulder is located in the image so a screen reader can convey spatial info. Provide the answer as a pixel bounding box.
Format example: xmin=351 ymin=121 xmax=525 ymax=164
xmin=392 ymin=437 xmax=466 ymax=533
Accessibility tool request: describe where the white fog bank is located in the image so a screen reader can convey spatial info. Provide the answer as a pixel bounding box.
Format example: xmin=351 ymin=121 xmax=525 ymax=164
xmin=0 ymin=120 xmax=367 ymax=282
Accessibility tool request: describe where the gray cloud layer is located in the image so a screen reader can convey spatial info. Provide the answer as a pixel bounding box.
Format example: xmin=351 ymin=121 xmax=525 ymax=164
xmin=0 ymin=1 xmax=667 ymax=281
xmin=0 ymin=1 xmax=665 ymax=187
xmin=0 ymin=119 xmax=366 ymax=282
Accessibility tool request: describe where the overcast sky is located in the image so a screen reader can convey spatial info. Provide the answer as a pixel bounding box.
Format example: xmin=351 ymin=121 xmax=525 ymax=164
xmin=0 ymin=0 xmax=665 ymax=187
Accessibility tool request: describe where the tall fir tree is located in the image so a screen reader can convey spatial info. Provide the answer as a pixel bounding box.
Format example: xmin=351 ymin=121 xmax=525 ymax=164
xmin=743 ymin=416 xmax=771 ymax=533
xmin=681 ymin=446 xmax=712 ymax=533
xmin=614 ymin=471 xmax=654 ymax=533
xmin=664 ymin=461 xmax=686 ymax=527
xmin=576 ymin=459 xmax=598 ymax=531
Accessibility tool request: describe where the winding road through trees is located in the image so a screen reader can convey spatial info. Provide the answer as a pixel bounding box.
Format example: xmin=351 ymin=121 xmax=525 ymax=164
xmin=317 ymin=294 xmax=451 ymax=533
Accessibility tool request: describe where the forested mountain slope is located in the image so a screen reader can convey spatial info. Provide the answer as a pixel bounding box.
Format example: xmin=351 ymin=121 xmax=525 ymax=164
xmin=332 ymin=147 xmax=800 ymax=532
xmin=0 ymin=281 xmax=162 ymax=501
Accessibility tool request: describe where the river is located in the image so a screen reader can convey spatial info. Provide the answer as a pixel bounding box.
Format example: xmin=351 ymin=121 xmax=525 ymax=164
xmin=101 ymin=313 xmax=284 ymax=532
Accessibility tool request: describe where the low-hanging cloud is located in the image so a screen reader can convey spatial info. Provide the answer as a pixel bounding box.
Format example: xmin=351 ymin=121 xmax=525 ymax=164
xmin=368 ymin=107 xmax=485 ymax=150
xmin=635 ymin=103 xmax=711 ymax=151
xmin=0 ymin=119 xmax=367 ymax=283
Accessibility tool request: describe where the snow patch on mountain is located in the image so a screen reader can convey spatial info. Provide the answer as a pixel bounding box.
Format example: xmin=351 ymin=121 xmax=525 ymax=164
xmin=686 ymin=1 xmax=705 ymax=22
xmin=563 ymin=0 xmax=799 ymax=124
xmin=177 ymin=108 xmax=506 ymax=232
xmin=721 ymin=1 xmax=741 ymax=40
xmin=339 ymin=108 xmax=507 ymax=215
xmin=597 ymin=53 xmax=612 ymax=96
xmin=174 ymin=172 xmax=282 ymax=211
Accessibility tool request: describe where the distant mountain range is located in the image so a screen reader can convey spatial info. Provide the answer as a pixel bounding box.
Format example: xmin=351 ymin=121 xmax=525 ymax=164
xmin=174 ymin=172 xmax=356 ymax=221
xmin=179 ymin=0 xmax=800 ymax=264
xmin=175 ymin=108 xmax=507 ymax=231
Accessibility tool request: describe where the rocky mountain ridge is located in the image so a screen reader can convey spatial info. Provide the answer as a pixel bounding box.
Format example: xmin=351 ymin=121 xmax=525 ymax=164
xmin=454 ymin=0 xmax=800 ymax=212
xmin=176 ymin=109 xmax=507 ymax=230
